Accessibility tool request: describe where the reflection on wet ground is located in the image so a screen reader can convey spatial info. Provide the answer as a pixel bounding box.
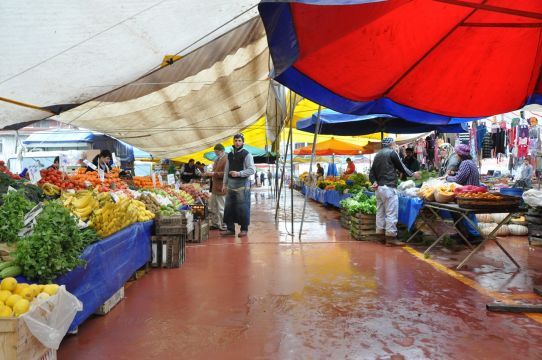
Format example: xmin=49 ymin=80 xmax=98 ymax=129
xmin=59 ymin=188 xmax=542 ymax=359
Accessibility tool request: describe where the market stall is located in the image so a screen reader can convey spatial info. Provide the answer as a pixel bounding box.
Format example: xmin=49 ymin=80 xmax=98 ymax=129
xmin=0 ymin=160 xmax=211 ymax=354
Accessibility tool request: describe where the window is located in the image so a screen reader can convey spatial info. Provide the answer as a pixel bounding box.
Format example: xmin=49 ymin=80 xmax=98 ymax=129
xmin=33 ymin=120 xmax=49 ymax=128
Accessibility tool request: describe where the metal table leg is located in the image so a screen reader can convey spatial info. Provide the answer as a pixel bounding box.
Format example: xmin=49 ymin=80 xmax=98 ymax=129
xmin=457 ymin=213 xmax=519 ymax=270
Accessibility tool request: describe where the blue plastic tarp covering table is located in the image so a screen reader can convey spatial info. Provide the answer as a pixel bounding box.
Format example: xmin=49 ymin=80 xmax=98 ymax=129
xmin=398 ymin=195 xmax=424 ymax=230
xmin=325 ymin=190 xmax=352 ymax=208
xmin=55 ymin=221 xmax=152 ymax=331
xmin=364 ymin=191 xmax=423 ymax=230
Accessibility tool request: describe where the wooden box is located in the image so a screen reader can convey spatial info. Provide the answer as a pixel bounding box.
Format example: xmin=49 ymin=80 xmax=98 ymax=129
xmin=0 ymin=317 xmax=56 ymax=360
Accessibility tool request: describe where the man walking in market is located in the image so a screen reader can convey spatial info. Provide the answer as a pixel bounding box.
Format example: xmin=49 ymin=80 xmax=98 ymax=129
xmin=369 ymin=137 xmax=421 ymax=243
xmin=204 ymin=144 xmax=228 ymax=231
xmin=221 ymin=134 xmax=256 ymax=237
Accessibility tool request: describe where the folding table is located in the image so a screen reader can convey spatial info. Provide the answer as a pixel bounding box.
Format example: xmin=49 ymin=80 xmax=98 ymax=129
xmin=406 ymin=201 xmax=522 ymax=270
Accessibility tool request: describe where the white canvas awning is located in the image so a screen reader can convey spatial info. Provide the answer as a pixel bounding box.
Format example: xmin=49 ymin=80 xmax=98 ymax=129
xmin=58 ymin=17 xmax=269 ymax=158
xmin=0 ymin=1 xmax=260 ymax=129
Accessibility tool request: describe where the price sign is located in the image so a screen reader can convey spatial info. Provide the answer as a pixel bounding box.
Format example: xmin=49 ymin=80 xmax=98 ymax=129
xmin=84 ymin=159 xmax=97 ymax=170
xmin=111 ymin=192 xmax=120 ymax=203
xmin=157 ymin=172 xmax=163 ymax=187
xmin=59 ymin=153 xmax=69 ymax=173
xmin=151 ymin=172 xmax=157 ymax=189
xmin=175 ymin=181 xmax=180 ymax=191
xmin=112 ymin=152 xmax=119 ymax=168
xmin=98 ymin=168 xmax=105 ymax=183
xmin=167 ymin=174 xmax=175 ymax=185
xmin=28 ymin=165 xmax=41 ymax=184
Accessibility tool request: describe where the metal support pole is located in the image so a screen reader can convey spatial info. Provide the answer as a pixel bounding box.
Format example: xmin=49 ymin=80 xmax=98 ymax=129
xmin=299 ymin=105 xmax=322 ymax=239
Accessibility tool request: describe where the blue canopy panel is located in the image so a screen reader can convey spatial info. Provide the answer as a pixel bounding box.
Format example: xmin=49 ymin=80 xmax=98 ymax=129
xmin=23 ymin=130 xmax=94 ymax=144
xmin=296 ymin=109 xmax=467 ymax=135
xmin=258 ymin=1 xmax=542 ymax=123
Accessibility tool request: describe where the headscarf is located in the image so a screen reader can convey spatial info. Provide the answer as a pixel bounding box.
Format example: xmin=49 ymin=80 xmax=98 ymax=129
xmin=455 ymin=143 xmax=471 ymax=157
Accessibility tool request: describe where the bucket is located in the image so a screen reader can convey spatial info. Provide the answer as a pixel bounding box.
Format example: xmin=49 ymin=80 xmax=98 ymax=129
xmin=499 ymin=187 xmax=524 ymax=197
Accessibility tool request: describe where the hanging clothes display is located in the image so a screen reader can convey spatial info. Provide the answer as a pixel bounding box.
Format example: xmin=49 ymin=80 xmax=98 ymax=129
xmin=529 ymin=125 xmax=539 ymax=155
xmin=517 ymin=123 xmax=530 ymax=158
xmin=476 ymin=123 xmax=487 ymax=151
xmin=425 ymin=135 xmax=434 ymax=167
xmin=492 ymin=128 xmax=506 ymax=155
xmin=415 ymin=139 xmax=425 ymax=163
xmin=468 ymin=124 xmax=477 ymax=164
xmin=482 ymin=133 xmax=493 ymax=159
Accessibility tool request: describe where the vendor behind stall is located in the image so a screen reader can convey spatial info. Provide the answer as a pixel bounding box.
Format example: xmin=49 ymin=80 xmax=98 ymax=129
xmin=445 ymin=144 xmax=479 ymax=186
xmin=344 ymin=158 xmax=356 ymax=175
xmin=401 ymin=148 xmax=420 ymax=180
xmin=47 ymin=156 xmax=60 ymax=170
xmin=88 ymin=150 xmax=112 ymax=173
xmin=514 ymin=157 xmax=533 ymax=188
xmin=438 ymin=143 xmax=460 ymax=177
xmin=444 ymin=144 xmax=482 ymax=243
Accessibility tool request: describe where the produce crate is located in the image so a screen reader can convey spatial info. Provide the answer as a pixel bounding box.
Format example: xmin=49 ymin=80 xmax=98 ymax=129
xmin=339 ymin=210 xmax=351 ymax=229
xmin=189 ymin=219 xmax=209 ymax=243
xmin=190 ymin=204 xmax=208 ymax=220
xmin=151 ymin=235 xmax=186 ymax=268
xmin=0 ymin=317 xmax=55 ymax=360
xmin=95 ymin=286 xmax=125 ymax=315
xmin=155 ymin=224 xmax=185 ymax=236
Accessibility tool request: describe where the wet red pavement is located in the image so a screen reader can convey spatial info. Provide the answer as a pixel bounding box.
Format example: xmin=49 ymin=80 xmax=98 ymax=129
xmin=59 ymin=188 xmax=542 ymax=359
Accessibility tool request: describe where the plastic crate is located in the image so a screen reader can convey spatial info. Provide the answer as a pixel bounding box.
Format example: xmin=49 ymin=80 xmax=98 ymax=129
xmin=95 ymin=286 xmax=125 ymax=315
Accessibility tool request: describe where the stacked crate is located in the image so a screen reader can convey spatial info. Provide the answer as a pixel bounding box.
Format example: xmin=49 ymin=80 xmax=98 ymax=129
xmin=340 ymin=209 xmax=351 ymax=229
xmin=152 ymin=212 xmax=192 ymax=268
xmin=349 ymin=213 xmax=376 ymax=241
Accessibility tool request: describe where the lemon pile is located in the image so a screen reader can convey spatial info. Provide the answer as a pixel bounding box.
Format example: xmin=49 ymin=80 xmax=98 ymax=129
xmin=0 ymin=277 xmax=59 ymax=317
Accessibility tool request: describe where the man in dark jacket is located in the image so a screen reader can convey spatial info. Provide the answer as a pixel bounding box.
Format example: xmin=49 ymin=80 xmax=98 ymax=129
xmin=369 ymin=138 xmax=420 ymax=241
xmin=221 ymin=134 xmax=256 ymax=237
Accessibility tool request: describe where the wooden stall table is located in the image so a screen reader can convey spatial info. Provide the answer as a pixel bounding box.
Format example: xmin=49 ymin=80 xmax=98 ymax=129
xmin=407 ymin=200 xmax=522 ymax=270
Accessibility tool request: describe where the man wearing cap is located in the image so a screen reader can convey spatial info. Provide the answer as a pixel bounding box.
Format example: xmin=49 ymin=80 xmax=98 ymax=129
xmin=221 ymin=134 xmax=256 ymax=237
xmin=369 ymin=137 xmax=421 ymax=241
xmin=204 ymin=144 xmax=228 ymax=230
xmin=344 ymin=157 xmax=356 ymax=175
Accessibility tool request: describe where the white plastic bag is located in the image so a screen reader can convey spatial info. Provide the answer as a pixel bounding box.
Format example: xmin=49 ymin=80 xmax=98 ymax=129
xmin=522 ymin=189 xmax=542 ymax=208
xmin=22 ymin=285 xmax=83 ymax=350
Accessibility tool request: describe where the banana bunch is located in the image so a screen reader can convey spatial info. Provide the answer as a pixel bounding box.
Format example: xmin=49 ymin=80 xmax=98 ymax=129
xmin=417 ymin=184 xmax=435 ymax=201
xmin=61 ymin=190 xmax=99 ymax=221
xmin=90 ymin=198 xmax=154 ymax=238
xmin=42 ymin=183 xmax=61 ymax=197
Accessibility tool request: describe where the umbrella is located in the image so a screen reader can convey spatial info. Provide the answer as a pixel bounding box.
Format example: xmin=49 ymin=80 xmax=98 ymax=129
xmin=293 ymin=137 xmax=369 ymax=156
xmin=326 ymin=163 xmax=339 ymax=177
xmin=296 ymin=109 xmax=468 ymax=135
xmin=259 ymin=1 xmax=542 ymax=120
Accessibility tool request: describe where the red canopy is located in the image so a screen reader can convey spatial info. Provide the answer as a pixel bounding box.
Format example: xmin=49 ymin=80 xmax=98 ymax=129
xmin=259 ymin=1 xmax=542 ymax=118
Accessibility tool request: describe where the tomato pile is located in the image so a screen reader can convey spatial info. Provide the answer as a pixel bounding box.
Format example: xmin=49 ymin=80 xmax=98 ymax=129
xmin=0 ymin=160 xmax=21 ymax=180
xmin=38 ymin=168 xmax=78 ymax=189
